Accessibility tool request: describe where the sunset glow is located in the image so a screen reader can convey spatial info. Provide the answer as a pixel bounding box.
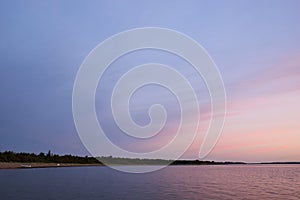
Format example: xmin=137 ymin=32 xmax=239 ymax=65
xmin=0 ymin=0 xmax=299 ymax=162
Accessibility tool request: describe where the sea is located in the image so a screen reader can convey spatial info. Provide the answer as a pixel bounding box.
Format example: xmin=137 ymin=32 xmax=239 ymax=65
xmin=0 ymin=164 xmax=299 ymax=200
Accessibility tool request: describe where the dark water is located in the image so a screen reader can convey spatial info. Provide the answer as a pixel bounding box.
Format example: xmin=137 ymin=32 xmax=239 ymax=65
xmin=0 ymin=165 xmax=299 ymax=200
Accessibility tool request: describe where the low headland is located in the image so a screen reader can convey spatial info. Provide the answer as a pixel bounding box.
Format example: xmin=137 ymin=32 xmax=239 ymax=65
xmin=0 ymin=151 xmax=103 ymax=169
xmin=0 ymin=151 xmax=299 ymax=169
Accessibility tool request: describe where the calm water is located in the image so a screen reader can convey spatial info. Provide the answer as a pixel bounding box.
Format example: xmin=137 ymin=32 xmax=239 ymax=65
xmin=0 ymin=165 xmax=299 ymax=200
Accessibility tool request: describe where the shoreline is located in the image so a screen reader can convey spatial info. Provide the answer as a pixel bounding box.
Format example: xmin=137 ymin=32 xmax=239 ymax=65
xmin=1 ymin=162 xmax=299 ymax=170
xmin=0 ymin=162 xmax=103 ymax=169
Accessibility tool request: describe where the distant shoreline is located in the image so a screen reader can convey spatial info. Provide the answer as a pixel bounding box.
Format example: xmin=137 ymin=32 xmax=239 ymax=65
xmin=1 ymin=161 xmax=299 ymax=170
xmin=0 ymin=162 xmax=103 ymax=169
xmin=1 ymin=151 xmax=299 ymax=169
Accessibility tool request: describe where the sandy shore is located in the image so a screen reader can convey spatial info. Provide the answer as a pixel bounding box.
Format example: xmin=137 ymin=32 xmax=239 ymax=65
xmin=0 ymin=162 xmax=103 ymax=169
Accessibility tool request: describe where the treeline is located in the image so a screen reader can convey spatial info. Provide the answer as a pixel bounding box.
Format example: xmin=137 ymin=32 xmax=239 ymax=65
xmin=0 ymin=151 xmax=246 ymax=165
xmin=97 ymin=156 xmax=246 ymax=165
xmin=0 ymin=151 xmax=101 ymax=164
xmin=97 ymin=156 xmax=171 ymax=165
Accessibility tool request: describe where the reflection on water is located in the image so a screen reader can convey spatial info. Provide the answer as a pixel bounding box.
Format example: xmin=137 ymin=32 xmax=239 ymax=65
xmin=0 ymin=165 xmax=299 ymax=200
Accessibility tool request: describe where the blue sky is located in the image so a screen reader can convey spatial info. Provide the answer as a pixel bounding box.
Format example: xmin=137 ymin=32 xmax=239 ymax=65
xmin=0 ymin=0 xmax=299 ymax=161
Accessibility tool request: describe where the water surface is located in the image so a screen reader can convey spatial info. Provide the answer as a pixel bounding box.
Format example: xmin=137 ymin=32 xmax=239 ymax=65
xmin=0 ymin=165 xmax=299 ymax=200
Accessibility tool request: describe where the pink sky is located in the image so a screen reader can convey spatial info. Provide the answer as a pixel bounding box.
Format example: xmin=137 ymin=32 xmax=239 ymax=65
xmin=184 ymin=53 xmax=300 ymax=162
xmin=1 ymin=1 xmax=299 ymax=162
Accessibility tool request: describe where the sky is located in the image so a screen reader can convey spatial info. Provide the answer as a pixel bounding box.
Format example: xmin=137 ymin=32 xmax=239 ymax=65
xmin=0 ymin=0 xmax=299 ymax=162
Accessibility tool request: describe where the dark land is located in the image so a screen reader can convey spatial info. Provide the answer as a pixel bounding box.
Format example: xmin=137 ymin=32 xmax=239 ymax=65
xmin=0 ymin=151 xmax=299 ymax=169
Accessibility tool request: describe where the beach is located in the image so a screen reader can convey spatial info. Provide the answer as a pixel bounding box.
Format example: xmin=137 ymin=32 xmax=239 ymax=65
xmin=0 ymin=162 xmax=103 ymax=169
